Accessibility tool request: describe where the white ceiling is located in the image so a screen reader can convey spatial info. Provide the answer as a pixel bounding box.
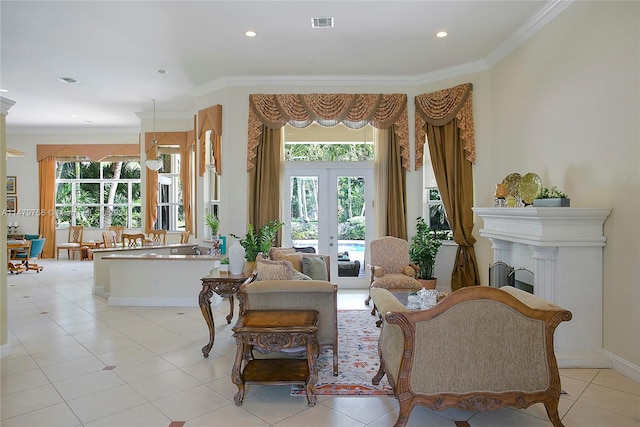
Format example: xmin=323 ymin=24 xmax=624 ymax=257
xmin=1 ymin=0 xmax=569 ymax=133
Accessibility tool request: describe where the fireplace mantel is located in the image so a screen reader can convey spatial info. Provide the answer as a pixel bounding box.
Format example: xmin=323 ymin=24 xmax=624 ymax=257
xmin=473 ymin=207 xmax=611 ymax=368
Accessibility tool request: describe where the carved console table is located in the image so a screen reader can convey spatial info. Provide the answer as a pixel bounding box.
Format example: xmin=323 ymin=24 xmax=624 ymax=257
xmin=231 ymin=309 xmax=319 ymax=407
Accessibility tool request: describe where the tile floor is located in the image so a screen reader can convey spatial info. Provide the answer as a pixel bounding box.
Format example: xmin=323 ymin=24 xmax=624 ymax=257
xmin=2 ymin=259 xmax=639 ymax=426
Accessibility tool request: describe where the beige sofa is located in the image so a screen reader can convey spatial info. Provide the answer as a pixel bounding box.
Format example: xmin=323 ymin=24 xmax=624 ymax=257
xmin=370 ymin=286 xmax=572 ymax=427
xmin=238 ymin=279 xmax=338 ymax=376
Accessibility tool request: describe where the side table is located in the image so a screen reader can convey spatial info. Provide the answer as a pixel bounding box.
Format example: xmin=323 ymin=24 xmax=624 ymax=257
xmin=231 ymin=309 xmax=319 ymax=407
xmin=199 ymin=272 xmax=248 ymax=358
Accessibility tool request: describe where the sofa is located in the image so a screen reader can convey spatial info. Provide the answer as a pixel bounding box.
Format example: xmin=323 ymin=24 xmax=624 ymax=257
xmin=370 ymin=285 xmax=572 ymax=427
xmin=237 ymin=250 xmax=338 ymax=375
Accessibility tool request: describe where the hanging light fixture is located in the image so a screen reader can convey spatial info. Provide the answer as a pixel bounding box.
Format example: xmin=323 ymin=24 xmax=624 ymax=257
xmin=145 ymin=99 xmax=163 ymax=171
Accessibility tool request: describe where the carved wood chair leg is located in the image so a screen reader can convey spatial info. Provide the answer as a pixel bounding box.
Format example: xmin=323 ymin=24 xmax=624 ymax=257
xmin=544 ymin=400 xmax=564 ymax=427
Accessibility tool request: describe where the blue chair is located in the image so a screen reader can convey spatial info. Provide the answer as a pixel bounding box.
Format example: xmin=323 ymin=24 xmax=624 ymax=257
xmin=13 ymin=238 xmax=46 ymax=272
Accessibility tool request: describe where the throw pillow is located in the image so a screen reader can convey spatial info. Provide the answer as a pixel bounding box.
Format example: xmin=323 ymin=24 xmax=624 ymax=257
xmin=292 ymin=270 xmax=312 ymax=280
xmin=255 ymin=254 xmax=294 ymax=281
xmin=268 ymin=247 xmax=296 ymax=260
xmin=302 ymin=256 xmax=328 ymax=281
xmin=278 ymin=253 xmax=303 ymax=272
xmin=403 ymin=265 xmax=416 ymax=277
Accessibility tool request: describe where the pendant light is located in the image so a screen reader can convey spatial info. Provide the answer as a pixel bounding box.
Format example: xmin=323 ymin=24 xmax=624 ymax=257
xmin=145 ymin=99 xmax=163 ymax=171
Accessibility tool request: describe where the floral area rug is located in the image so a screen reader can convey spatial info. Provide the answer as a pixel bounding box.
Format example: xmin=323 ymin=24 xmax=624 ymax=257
xmin=290 ymin=309 xmax=393 ymax=396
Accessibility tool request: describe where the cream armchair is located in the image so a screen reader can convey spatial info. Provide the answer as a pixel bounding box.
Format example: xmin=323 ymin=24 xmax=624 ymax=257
xmin=371 ymin=286 xmax=572 ymax=427
xmin=365 ymin=236 xmax=421 ymax=309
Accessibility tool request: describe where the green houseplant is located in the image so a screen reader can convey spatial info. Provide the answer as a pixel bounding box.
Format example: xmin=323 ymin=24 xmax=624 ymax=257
xmin=230 ymin=220 xmax=285 ymax=262
xmin=409 ymin=216 xmax=443 ymax=286
xmin=204 ymin=213 xmax=219 ymax=237
xmin=533 ymin=186 xmax=570 ymax=207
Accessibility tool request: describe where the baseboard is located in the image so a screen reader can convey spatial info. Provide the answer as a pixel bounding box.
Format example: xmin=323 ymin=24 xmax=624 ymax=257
xmin=1 ymin=342 xmax=12 ymax=359
xmin=557 ymin=351 xmax=610 ymax=368
xmin=602 ymin=349 xmax=640 ymax=384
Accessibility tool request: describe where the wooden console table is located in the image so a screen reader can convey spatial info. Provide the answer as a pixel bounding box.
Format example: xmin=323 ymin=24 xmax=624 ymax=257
xmin=231 ymin=309 xmax=319 ymax=407
xmin=199 ymin=273 xmax=248 ymax=357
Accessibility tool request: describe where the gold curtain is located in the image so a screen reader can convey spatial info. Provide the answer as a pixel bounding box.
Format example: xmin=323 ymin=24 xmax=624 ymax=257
xmin=247 ymin=93 xmax=409 ymax=171
xmin=248 ymin=126 xmax=282 ymax=245
xmin=144 ymin=131 xmax=189 ymax=232
xmin=415 ymin=83 xmax=480 ymax=290
xmin=247 ymin=93 xmax=409 ymax=238
xmin=38 ymin=156 xmax=56 ymax=258
xmin=198 ymin=105 xmax=222 ymax=176
xmin=181 ymin=130 xmax=195 ymax=233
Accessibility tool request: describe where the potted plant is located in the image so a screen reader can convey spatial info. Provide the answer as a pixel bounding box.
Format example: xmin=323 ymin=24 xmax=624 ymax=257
xmin=204 ymin=213 xmax=219 ymax=238
xmin=230 ymin=220 xmax=285 ymax=272
xmin=533 ymin=186 xmax=570 ymax=207
xmin=409 ymin=216 xmax=443 ymax=289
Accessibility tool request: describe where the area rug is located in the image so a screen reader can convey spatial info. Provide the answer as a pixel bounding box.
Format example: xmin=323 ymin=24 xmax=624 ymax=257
xmin=290 ymin=309 xmax=393 ymax=396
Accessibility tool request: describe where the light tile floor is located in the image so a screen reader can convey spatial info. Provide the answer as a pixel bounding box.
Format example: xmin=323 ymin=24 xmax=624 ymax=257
xmin=2 ymin=259 xmax=639 ymax=426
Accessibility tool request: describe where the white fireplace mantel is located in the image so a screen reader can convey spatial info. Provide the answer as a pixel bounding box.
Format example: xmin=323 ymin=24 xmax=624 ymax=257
xmin=473 ymin=207 xmax=611 ymax=368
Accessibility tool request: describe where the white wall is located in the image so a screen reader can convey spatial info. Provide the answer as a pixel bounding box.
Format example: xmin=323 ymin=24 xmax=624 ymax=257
xmin=486 ymin=1 xmax=639 ymax=368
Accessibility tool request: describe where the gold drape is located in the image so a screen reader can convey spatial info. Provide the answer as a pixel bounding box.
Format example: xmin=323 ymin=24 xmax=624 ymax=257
xmin=38 ymin=156 xmax=56 ymax=258
xmin=247 ymin=93 xmax=409 ymax=171
xmin=416 ymin=84 xmax=480 ymax=290
xmin=386 ymin=127 xmax=408 ymax=240
xmin=144 ymin=131 xmax=190 ymax=232
xmin=181 ymin=130 xmax=195 ymax=233
xmin=198 ymin=105 xmax=222 ymax=176
xmin=248 ymin=126 xmax=282 ymax=245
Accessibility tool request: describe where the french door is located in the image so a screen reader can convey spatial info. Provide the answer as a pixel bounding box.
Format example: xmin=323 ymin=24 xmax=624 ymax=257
xmin=283 ymin=163 xmax=373 ymax=288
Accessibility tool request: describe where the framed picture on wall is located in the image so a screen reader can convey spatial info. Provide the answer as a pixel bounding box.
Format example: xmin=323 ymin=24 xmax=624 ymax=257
xmin=6 ymin=176 xmax=16 ymax=194
xmin=7 ymin=196 xmax=17 ymax=212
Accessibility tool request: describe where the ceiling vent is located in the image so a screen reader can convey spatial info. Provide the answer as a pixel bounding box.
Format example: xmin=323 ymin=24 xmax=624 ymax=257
xmin=311 ymin=17 xmax=334 ymax=29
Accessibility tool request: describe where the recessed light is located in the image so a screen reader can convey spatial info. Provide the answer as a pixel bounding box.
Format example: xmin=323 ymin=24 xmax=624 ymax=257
xmin=436 ymin=31 xmax=448 ymax=38
xmin=0 ymin=88 xmax=8 ymax=93
xmin=58 ymin=77 xmax=78 ymax=84
xmin=71 ymin=114 xmax=79 ymax=118
xmin=245 ymin=30 xmax=257 ymax=37
xmin=157 ymin=69 xmax=168 ymax=74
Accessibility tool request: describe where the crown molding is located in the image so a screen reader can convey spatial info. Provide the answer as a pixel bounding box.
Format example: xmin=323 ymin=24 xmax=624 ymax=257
xmin=1 ymin=97 xmax=16 ymax=116
xmin=485 ymin=0 xmax=575 ymax=68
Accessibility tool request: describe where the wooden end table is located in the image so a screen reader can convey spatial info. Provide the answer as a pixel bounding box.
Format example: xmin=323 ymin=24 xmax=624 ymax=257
xmin=231 ymin=309 xmax=319 ymax=407
xmin=199 ymin=273 xmax=248 ymax=357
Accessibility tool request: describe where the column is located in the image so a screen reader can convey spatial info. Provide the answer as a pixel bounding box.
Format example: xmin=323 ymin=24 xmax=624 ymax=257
xmin=529 ymin=246 xmax=557 ymax=302
xmin=489 ymin=238 xmax=512 ymax=264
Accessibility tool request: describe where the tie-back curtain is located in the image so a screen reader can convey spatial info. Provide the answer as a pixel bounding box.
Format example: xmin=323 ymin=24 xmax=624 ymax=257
xmin=198 ymin=105 xmax=222 ymax=176
xmin=247 ymin=93 xmax=410 ymax=171
xmin=38 ymin=156 xmax=57 ymax=258
xmin=414 ymin=83 xmax=475 ymax=170
xmin=144 ymin=131 xmax=192 ymax=232
xmin=415 ymin=83 xmax=479 ymax=290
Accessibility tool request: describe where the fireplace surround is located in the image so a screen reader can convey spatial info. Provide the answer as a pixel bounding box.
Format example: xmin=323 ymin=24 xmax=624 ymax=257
xmin=474 ymin=207 xmax=611 ymax=368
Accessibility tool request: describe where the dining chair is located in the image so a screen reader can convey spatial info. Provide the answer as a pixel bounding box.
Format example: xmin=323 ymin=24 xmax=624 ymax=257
xmin=12 ymin=238 xmax=46 ymax=272
xmin=102 ymin=231 xmax=117 ymax=248
xmin=147 ymin=229 xmax=166 ymax=245
xmin=56 ymin=225 xmax=84 ymax=260
xmin=122 ymin=233 xmax=145 ymax=248
xmin=180 ymin=231 xmax=191 ymax=244
xmin=108 ymin=225 xmax=125 ymax=244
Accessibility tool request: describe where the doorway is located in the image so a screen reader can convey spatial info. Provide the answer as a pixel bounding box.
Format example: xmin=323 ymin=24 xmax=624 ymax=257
xmin=283 ymin=163 xmax=373 ymax=288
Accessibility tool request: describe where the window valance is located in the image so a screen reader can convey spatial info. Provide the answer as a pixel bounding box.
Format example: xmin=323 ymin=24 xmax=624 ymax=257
xmin=414 ymin=83 xmax=475 ymax=169
xmin=198 ymin=105 xmax=222 ymax=176
xmin=247 ymin=93 xmax=409 ymax=170
xmin=144 ymin=131 xmax=190 ymax=153
xmin=36 ymin=144 xmax=139 ymax=162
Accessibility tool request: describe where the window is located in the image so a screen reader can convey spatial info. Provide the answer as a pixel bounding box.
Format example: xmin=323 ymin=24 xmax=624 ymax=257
xmin=284 ymin=123 xmax=374 ymax=162
xmin=155 ymin=153 xmax=184 ymax=231
xmin=56 ymin=161 xmax=141 ymax=228
xmin=423 ymin=143 xmax=452 ymax=239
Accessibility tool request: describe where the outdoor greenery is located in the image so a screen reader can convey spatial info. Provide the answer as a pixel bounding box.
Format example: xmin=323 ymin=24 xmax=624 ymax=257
xmin=56 ymin=161 xmax=141 ymax=228
xmin=285 ymin=143 xmax=373 ymax=162
xmin=230 ymin=220 xmax=285 ymax=261
xmin=409 ymin=216 xmax=442 ymax=280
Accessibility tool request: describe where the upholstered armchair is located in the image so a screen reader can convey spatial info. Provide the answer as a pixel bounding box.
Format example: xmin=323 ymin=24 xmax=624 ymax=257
xmin=364 ymin=236 xmax=421 ymax=308
xmin=371 ymin=286 xmax=572 ymax=427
